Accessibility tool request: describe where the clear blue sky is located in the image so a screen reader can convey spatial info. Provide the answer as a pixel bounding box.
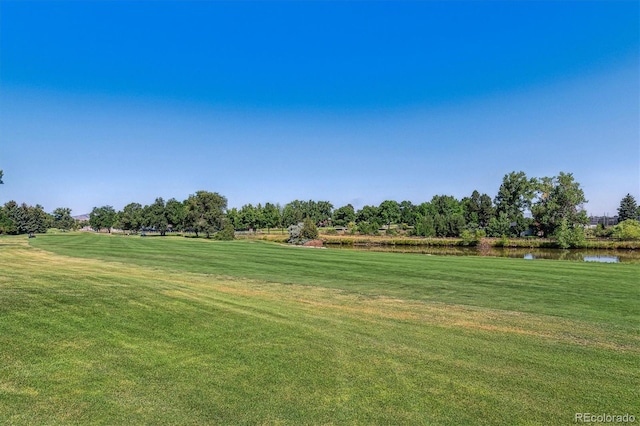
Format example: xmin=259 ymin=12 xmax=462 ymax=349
xmin=1 ymin=1 xmax=638 ymax=216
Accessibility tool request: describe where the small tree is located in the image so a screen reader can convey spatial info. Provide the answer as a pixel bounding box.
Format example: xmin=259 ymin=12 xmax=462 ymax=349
xmin=300 ymin=217 xmax=319 ymax=240
xmin=554 ymin=218 xmax=585 ymax=249
xmin=215 ymin=221 xmax=236 ymax=240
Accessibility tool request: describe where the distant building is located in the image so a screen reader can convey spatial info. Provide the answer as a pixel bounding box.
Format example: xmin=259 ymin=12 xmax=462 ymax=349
xmin=588 ymin=216 xmax=619 ymax=227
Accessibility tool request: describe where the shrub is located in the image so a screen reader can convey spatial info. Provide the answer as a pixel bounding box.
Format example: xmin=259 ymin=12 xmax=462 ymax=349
xmin=356 ymin=222 xmax=376 ymax=235
xmin=554 ymin=219 xmax=585 ymax=249
xmin=287 ymin=223 xmax=303 ymax=243
xmin=460 ymin=230 xmax=475 ymax=246
xmin=214 ymin=222 xmax=235 ymax=240
xmin=612 ymin=219 xmax=640 ymax=241
xmin=300 ymin=217 xmax=319 ymax=240
xmin=288 ymin=218 xmax=319 ymax=244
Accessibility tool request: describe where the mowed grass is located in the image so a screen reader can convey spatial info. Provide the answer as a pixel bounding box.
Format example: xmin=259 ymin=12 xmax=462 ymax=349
xmin=0 ymin=234 xmax=637 ymax=424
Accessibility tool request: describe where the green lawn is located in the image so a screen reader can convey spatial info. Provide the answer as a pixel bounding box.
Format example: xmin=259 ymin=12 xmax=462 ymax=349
xmin=1 ymin=233 xmax=638 ymax=424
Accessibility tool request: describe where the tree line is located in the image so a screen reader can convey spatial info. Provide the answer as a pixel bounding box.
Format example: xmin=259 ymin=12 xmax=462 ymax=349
xmin=1 ymin=171 xmax=639 ymax=243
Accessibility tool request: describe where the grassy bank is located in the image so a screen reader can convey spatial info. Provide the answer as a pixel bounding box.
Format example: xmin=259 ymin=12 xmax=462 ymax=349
xmin=1 ymin=233 xmax=638 ymax=424
xmin=320 ymin=234 xmax=639 ymax=250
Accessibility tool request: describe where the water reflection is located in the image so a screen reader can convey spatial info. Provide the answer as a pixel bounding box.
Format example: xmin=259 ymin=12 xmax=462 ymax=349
xmin=330 ymin=244 xmax=637 ymax=263
xmin=523 ymin=253 xmax=619 ymax=263
xmin=583 ymin=256 xmax=619 ymax=263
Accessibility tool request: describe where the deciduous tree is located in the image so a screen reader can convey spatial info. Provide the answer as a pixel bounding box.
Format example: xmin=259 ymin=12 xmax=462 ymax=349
xmin=52 ymin=207 xmax=75 ymax=231
xmin=119 ymin=203 xmax=143 ymax=233
xmin=494 ymin=171 xmax=536 ymax=237
xmin=531 ymin=172 xmax=588 ymax=237
xmin=463 ymin=190 xmax=494 ymax=229
xmin=262 ymin=202 xmax=281 ymax=233
xmin=332 ymin=204 xmax=356 ymax=227
xmin=145 ymin=198 xmax=169 ymax=236
xmin=378 ymin=200 xmax=401 ymax=229
xmin=89 ymin=206 xmax=116 ymax=233
xmin=184 ymin=191 xmax=227 ymax=238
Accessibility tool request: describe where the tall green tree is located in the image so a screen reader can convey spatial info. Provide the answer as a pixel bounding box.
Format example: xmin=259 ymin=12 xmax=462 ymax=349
xmin=89 ymin=206 xmax=116 ymax=233
xmin=313 ymin=201 xmax=334 ymax=226
xmin=332 ymin=204 xmax=356 ymax=227
xmin=119 ymin=202 xmax=144 ymax=233
xmin=486 ymin=212 xmax=511 ymax=237
xmin=463 ymin=191 xmax=494 ymax=229
xmin=145 ymin=198 xmax=169 ymax=236
xmin=282 ymin=200 xmax=306 ymax=227
xmin=378 ymin=200 xmax=401 ymax=229
xmin=27 ymin=204 xmax=51 ymax=234
xmin=262 ymin=202 xmax=282 ymax=233
xmin=3 ymin=201 xmax=24 ymax=234
xmin=399 ymin=201 xmax=417 ymax=226
xmin=2 ymin=201 xmax=50 ymax=234
xmin=531 ymin=172 xmax=588 ymax=237
xmin=226 ymin=207 xmax=241 ymax=230
xmin=617 ymin=194 xmax=638 ymax=222
xmin=494 ymin=171 xmax=536 ymax=236
xmin=0 ymin=207 xmax=16 ymax=234
xmin=426 ymin=195 xmax=466 ymax=237
xmin=165 ymin=198 xmax=185 ymax=232
xmin=184 ymin=191 xmax=227 ymax=238
xmin=356 ymin=205 xmax=379 ymax=224
xmin=239 ymin=203 xmax=261 ymax=231
xmin=52 ymin=207 xmax=75 ymax=231
xmin=413 ymin=213 xmax=435 ymax=237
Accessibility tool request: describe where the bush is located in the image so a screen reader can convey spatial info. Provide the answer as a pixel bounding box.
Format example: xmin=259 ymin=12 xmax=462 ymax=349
xmin=288 ymin=218 xmax=318 ymax=244
xmin=593 ymin=223 xmax=613 ymax=238
xmin=612 ymin=219 xmax=640 ymax=241
xmin=356 ymin=222 xmax=377 ymax=235
xmin=287 ymin=223 xmax=303 ymax=243
xmin=300 ymin=217 xmax=319 ymax=240
xmin=554 ymin=219 xmax=585 ymax=249
xmin=460 ymin=230 xmax=475 ymax=246
xmin=214 ymin=222 xmax=235 ymax=240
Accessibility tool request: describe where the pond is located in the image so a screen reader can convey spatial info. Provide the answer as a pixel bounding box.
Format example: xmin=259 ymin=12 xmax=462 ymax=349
xmin=329 ymin=244 xmax=639 ymax=263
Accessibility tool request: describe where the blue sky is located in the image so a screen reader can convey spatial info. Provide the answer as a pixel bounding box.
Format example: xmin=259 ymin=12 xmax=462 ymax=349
xmin=1 ymin=1 xmax=638 ymax=216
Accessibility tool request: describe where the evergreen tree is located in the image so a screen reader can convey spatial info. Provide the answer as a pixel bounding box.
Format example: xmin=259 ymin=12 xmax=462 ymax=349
xmin=617 ymin=194 xmax=638 ymax=222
